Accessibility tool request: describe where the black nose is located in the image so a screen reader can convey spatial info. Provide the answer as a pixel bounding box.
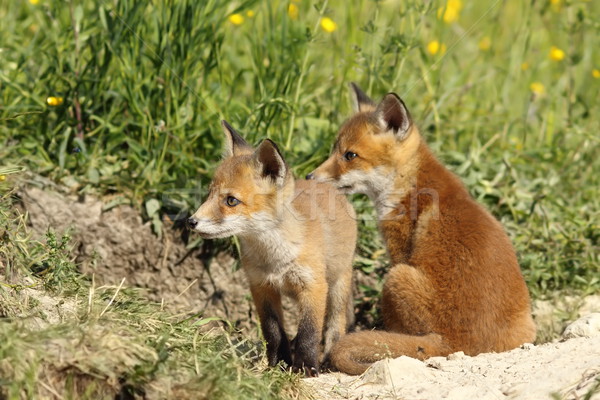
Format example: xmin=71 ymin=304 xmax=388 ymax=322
xmin=306 ymin=172 xmax=315 ymax=180
xmin=187 ymin=217 xmax=198 ymax=229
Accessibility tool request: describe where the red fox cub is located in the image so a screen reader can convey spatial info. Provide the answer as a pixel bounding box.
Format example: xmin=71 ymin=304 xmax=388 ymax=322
xmin=307 ymin=84 xmax=536 ymax=375
xmin=187 ymin=121 xmax=357 ymax=377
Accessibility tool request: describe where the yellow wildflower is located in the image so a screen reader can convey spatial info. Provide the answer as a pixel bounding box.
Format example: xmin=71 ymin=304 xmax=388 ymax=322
xmin=427 ymin=40 xmax=446 ymax=56
xmin=530 ymin=82 xmax=545 ymax=95
xmin=29 ymin=0 xmax=39 ymax=4
xmin=46 ymin=96 xmax=64 ymax=106
xmin=521 ymin=62 xmax=529 ymax=71
xmin=593 ymin=69 xmax=600 ymax=79
xmin=509 ymin=136 xmax=523 ymax=152
xmin=437 ymin=0 xmax=462 ymax=24
xmin=549 ymin=46 xmax=565 ymax=61
xmin=0 ymin=175 xmax=6 ymax=182
xmin=288 ymin=3 xmax=299 ymax=20
xmin=448 ymin=0 xmax=462 ymax=10
xmin=479 ymin=37 xmax=491 ymax=51
xmin=228 ymin=13 xmax=244 ymax=26
xmin=246 ymin=10 xmax=255 ymax=18
xmin=320 ymin=17 xmax=337 ymax=33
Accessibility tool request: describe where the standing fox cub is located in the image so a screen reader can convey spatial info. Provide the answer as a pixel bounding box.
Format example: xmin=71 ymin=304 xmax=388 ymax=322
xmin=188 ymin=121 xmax=357 ymax=377
xmin=307 ymin=84 xmax=536 ymax=375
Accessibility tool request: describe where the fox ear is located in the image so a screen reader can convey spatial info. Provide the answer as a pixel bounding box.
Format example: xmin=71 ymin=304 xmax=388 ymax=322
xmin=350 ymin=82 xmax=376 ymax=113
xmin=375 ymin=93 xmax=412 ymax=140
xmin=222 ymin=120 xmax=252 ymax=157
xmin=254 ymin=139 xmax=288 ymax=186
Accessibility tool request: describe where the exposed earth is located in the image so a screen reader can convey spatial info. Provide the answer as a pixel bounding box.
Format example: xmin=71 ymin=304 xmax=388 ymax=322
xmin=304 ymin=322 xmax=600 ymax=399
xmin=18 ymin=180 xmax=600 ymax=400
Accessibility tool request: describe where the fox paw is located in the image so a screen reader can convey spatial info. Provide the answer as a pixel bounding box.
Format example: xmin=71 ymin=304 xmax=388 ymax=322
xmin=292 ymin=364 xmax=319 ymax=377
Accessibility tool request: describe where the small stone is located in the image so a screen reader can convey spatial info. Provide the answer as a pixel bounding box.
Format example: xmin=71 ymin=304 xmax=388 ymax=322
xmin=562 ymin=313 xmax=600 ymax=339
xmin=447 ymin=351 xmax=466 ymax=360
xmin=501 ymin=382 xmax=526 ymax=396
xmin=360 ymin=356 xmax=431 ymax=387
xmin=521 ymin=343 xmax=536 ymax=350
xmin=426 ymin=357 xmax=445 ymax=369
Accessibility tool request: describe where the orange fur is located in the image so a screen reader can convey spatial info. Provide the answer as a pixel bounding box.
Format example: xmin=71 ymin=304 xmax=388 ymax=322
xmin=189 ymin=122 xmax=357 ymax=376
xmin=309 ymin=86 xmax=536 ymax=375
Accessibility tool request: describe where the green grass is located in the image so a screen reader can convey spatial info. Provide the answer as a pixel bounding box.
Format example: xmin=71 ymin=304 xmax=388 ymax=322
xmin=2 ymin=0 xmax=598 ymax=296
xmin=0 ymin=0 xmax=599 ymax=395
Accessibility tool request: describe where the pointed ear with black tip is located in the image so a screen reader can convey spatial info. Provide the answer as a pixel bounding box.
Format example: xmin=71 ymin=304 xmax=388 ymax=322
xmin=222 ymin=120 xmax=252 ymax=157
xmin=254 ymin=139 xmax=288 ymax=186
xmin=375 ymin=93 xmax=413 ymax=140
xmin=350 ymin=82 xmax=376 ymax=113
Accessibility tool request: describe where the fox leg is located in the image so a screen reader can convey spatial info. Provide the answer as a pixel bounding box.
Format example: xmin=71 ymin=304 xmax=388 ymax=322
xmin=323 ymin=266 xmax=353 ymax=359
xmin=293 ymin=274 xmax=328 ymax=377
xmin=250 ymin=283 xmax=292 ymax=367
xmin=381 ymin=263 xmax=435 ymax=335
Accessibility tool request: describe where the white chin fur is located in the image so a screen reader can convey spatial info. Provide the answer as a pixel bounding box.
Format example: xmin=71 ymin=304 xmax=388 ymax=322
xmin=193 ymin=215 xmax=246 ymax=238
xmin=337 ymin=168 xmax=392 ymax=199
xmin=336 ymin=183 xmax=364 ymax=195
xmin=194 ymin=212 xmax=278 ymax=239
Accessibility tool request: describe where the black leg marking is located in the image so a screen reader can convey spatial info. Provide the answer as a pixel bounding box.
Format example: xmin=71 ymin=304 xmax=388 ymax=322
xmin=261 ymin=304 xmax=292 ymax=367
xmin=293 ymin=314 xmax=319 ymax=377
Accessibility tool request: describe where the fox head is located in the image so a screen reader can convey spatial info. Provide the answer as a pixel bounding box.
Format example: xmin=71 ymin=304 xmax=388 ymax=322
xmin=187 ymin=121 xmax=293 ymax=239
xmin=307 ymin=83 xmax=421 ymax=199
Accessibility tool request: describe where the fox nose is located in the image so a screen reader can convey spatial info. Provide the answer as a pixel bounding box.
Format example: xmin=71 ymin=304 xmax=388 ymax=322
xmin=305 ymin=172 xmax=315 ymax=180
xmin=187 ymin=217 xmax=198 ymax=229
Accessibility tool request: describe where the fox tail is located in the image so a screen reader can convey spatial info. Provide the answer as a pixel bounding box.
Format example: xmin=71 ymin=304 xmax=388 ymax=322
xmin=330 ymin=331 xmax=450 ymax=375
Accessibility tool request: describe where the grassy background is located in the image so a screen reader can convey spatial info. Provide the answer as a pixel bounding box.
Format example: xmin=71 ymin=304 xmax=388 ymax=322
xmin=1 ymin=0 xmax=599 ymax=397
xmin=2 ymin=0 xmax=598 ymax=296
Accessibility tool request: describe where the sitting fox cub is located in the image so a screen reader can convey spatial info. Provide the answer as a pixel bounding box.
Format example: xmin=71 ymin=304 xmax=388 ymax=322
xmin=188 ymin=121 xmax=357 ymax=376
xmin=307 ymin=84 xmax=536 ymax=375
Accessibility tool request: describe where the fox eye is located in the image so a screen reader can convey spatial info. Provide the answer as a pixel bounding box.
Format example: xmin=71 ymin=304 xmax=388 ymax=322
xmin=225 ymin=196 xmax=240 ymax=207
xmin=343 ymin=151 xmax=358 ymax=161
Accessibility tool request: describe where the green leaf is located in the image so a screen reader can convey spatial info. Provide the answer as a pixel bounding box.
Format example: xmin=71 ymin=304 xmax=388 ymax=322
xmin=87 ymin=167 xmax=99 ymax=184
xmin=145 ymin=199 xmax=161 ymax=218
xmin=192 ymin=317 xmax=223 ymax=327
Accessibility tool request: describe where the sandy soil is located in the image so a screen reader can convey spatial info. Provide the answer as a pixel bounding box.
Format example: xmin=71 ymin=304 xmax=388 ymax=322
xmin=305 ymin=315 xmax=600 ymax=400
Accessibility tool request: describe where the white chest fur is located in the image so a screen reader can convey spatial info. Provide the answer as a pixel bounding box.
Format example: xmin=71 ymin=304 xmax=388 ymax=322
xmin=239 ymin=227 xmax=314 ymax=293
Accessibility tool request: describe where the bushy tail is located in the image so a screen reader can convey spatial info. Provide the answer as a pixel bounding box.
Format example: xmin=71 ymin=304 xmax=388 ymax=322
xmin=330 ymin=331 xmax=451 ymax=375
